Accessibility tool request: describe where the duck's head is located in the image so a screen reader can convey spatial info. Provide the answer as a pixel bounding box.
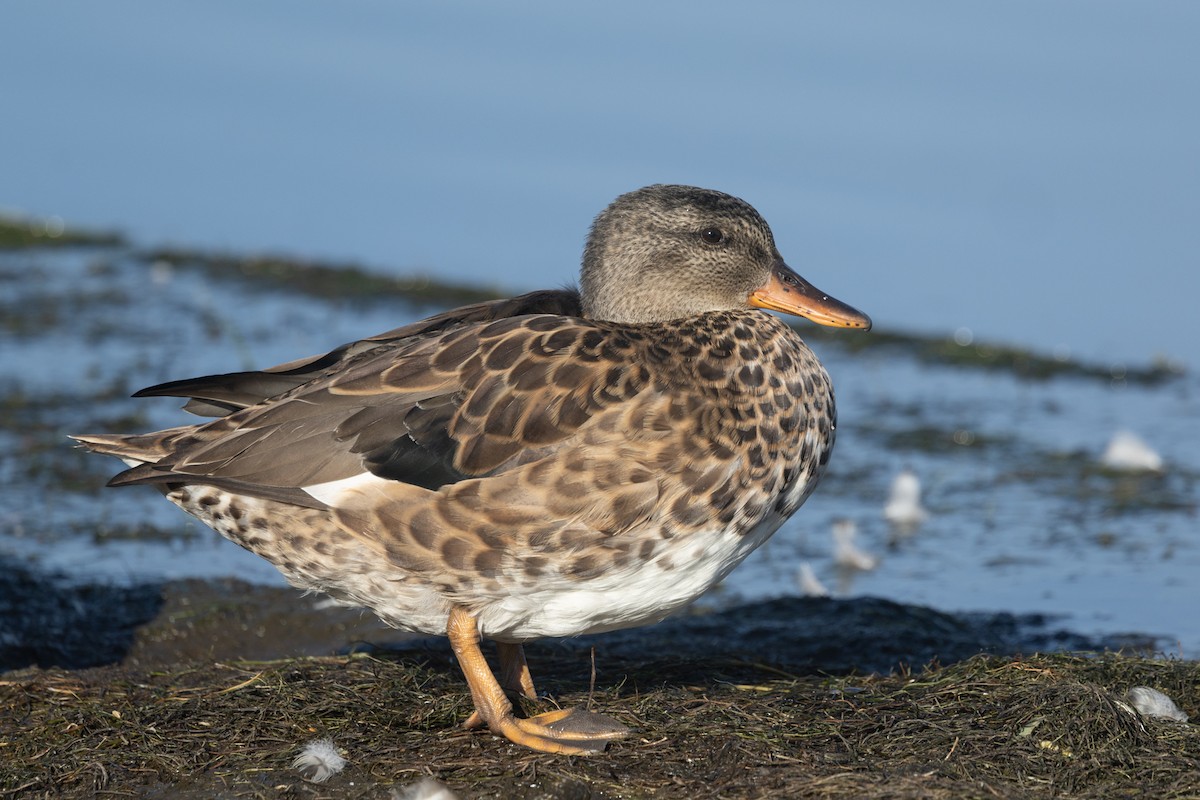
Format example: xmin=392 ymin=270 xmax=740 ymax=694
xmin=580 ymin=184 xmax=871 ymax=330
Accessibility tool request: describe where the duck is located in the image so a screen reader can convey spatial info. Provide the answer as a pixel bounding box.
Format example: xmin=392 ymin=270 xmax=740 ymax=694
xmin=73 ymin=184 xmax=871 ymax=754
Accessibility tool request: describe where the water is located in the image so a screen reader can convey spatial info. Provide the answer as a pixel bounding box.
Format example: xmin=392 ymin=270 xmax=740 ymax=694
xmin=1 ymin=3 xmax=1197 ymax=654
xmin=2 ymin=2 xmax=1199 ymax=368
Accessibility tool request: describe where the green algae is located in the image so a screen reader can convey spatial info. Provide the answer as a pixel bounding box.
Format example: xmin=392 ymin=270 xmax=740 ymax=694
xmin=0 ymin=214 xmax=125 ymax=250
xmin=804 ymin=325 xmax=1185 ymax=386
xmin=137 ymin=246 xmax=505 ymax=308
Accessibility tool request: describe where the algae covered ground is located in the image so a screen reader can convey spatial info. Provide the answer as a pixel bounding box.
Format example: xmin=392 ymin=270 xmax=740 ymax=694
xmin=1 ymin=216 xmax=1198 ymax=797
xmin=3 ymin=641 xmax=1198 ymax=798
xmin=2 ymin=569 xmax=1198 ymax=799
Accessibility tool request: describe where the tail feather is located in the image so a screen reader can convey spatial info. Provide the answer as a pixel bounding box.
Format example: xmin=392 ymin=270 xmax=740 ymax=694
xmin=70 ymin=426 xmax=192 ymax=463
xmin=71 ymin=432 xmax=328 ymax=509
xmin=134 ymin=370 xmax=313 ymax=417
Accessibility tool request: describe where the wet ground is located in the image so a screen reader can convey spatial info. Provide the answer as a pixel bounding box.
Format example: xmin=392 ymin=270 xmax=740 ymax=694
xmin=0 ymin=553 xmax=1131 ymax=678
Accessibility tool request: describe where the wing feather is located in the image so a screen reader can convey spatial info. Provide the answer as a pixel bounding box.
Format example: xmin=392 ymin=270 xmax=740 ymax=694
xmin=109 ymin=289 xmax=661 ymax=504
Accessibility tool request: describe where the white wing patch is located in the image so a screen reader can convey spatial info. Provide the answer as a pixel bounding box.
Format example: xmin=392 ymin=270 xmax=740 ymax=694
xmin=304 ymin=471 xmax=397 ymax=507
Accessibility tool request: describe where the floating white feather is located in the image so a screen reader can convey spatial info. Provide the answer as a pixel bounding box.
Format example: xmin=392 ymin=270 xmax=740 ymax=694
xmin=796 ymin=561 xmax=829 ymax=597
xmin=1101 ymin=430 xmax=1164 ymax=472
xmin=883 ymin=468 xmax=927 ymax=528
xmin=832 ymin=519 xmax=877 ymax=571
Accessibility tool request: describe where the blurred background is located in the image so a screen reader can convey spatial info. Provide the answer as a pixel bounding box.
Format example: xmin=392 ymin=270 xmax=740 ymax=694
xmin=5 ymin=0 xmax=1199 ymax=366
xmin=2 ymin=2 xmax=1197 ymax=655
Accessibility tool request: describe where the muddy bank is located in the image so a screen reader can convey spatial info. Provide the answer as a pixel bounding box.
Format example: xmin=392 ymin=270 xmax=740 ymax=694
xmin=0 ymin=559 xmax=396 ymax=673
xmin=0 ymin=556 xmax=1130 ymax=677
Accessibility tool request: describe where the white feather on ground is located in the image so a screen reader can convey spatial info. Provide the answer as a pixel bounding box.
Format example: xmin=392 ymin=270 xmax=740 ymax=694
xmin=1101 ymin=430 xmax=1164 ymax=472
xmin=292 ymin=738 xmax=348 ymax=783
xmin=1126 ymin=687 xmax=1189 ymax=722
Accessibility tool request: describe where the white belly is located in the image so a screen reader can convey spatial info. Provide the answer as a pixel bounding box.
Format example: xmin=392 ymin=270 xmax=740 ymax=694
xmin=474 ymin=513 xmax=788 ymax=641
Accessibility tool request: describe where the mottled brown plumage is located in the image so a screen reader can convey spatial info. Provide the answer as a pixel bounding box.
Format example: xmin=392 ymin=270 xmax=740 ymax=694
xmin=74 ymin=184 xmax=870 ymax=754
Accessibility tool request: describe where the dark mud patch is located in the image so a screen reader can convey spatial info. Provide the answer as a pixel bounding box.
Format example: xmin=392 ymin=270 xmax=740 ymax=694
xmin=1004 ymin=451 xmax=1198 ymax=517
xmin=0 ymin=560 xmax=398 ymax=673
xmin=0 ymin=381 xmax=150 ymax=498
xmin=0 ymin=562 xmax=162 ymax=671
xmin=0 ymin=559 xmax=1121 ymax=677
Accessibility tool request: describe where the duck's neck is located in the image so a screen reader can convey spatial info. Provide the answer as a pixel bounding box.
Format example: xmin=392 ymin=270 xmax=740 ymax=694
xmin=623 ymin=310 xmax=818 ymax=396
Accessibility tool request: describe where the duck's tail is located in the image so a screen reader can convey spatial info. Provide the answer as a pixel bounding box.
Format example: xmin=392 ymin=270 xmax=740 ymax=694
xmin=69 ymin=427 xmax=191 ymax=466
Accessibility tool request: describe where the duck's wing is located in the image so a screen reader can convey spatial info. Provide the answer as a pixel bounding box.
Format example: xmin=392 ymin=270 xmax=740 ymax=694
xmin=105 ymin=289 xmax=654 ymax=509
xmin=135 ymin=290 xmax=584 ymax=417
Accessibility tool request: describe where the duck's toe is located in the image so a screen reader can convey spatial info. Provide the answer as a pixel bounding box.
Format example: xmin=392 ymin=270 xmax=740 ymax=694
xmin=485 ymin=707 xmax=629 ymax=755
xmin=530 ymin=707 xmax=630 ymax=740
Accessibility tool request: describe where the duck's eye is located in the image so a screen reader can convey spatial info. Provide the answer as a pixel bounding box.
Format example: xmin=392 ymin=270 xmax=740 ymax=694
xmin=701 ymin=227 xmax=725 ymax=245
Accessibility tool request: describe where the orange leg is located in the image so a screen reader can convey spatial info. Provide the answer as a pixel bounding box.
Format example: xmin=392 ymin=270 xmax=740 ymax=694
xmin=463 ymin=641 xmax=538 ymax=730
xmin=497 ymin=641 xmax=538 ymax=701
xmin=447 ymin=607 xmax=628 ymax=754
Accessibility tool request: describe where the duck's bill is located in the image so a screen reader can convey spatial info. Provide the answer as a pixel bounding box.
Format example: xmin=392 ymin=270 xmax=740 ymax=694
xmin=749 ymin=261 xmax=872 ymax=330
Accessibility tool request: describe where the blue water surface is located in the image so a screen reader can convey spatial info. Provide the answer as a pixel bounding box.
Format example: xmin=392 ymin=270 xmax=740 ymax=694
xmin=1 ymin=3 xmax=1197 ymax=655
xmin=3 ymin=1 xmax=1198 ymax=367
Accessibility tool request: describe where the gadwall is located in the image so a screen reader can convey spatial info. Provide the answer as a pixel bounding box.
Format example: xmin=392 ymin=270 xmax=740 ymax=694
xmin=75 ymin=184 xmax=871 ymax=754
